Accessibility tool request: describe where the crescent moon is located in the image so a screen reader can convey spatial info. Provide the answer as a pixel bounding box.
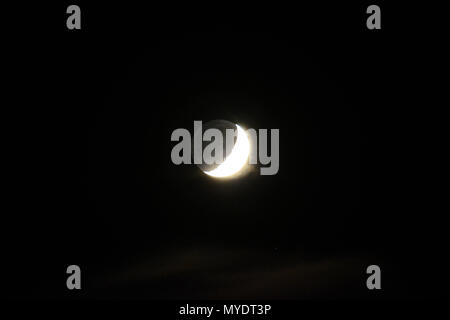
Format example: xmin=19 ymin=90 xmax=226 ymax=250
xmin=203 ymin=124 xmax=250 ymax=178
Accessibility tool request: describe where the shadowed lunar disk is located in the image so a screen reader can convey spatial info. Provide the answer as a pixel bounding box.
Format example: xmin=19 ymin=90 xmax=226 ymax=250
xmin=193 ymin=120 xmax=250 ymax=178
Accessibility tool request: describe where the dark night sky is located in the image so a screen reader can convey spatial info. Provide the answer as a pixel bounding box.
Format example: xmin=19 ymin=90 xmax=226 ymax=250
xmin=3 ymin=2 xmax=444 ymax=300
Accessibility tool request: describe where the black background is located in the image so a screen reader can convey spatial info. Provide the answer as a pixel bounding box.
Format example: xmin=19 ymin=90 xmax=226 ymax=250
xmin=4 ymin=1 xmax=444 ymax=301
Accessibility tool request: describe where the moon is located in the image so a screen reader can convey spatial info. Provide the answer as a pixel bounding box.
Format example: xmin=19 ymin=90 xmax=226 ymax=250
xmin=203 ymin=124 xmax=250 ymax=178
